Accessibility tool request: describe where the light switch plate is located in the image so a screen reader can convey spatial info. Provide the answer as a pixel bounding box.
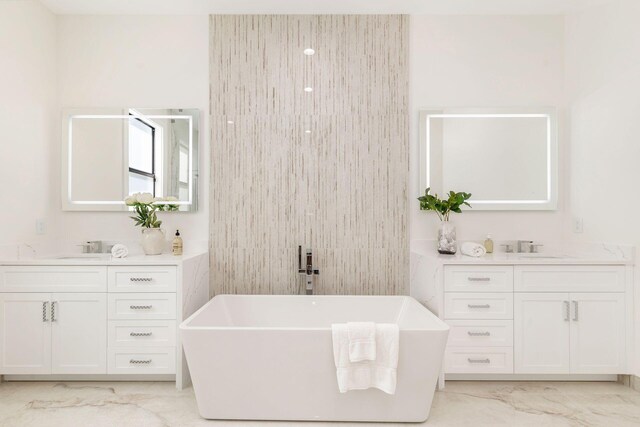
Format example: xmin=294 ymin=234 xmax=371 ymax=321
xmin=36 ymin=218 xmax=46 ymax=235
xmin=573 ymin=217 xmax=583 ymax=233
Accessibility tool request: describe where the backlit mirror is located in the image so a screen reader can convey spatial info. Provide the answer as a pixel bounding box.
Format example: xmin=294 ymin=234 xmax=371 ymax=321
xmin=62 ymin=108 xmax=199 ymax=211
xmin=419 ymin=108 xmax=558 ymax=210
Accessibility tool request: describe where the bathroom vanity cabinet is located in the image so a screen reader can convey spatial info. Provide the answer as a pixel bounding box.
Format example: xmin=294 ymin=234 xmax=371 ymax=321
xmin=410 ymin=245 xmax=634 ymax=384
xmin=0 ymin=253 xmax=209 ymax=389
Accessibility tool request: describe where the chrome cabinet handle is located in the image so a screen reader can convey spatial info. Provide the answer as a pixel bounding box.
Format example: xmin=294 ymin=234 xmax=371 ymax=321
xmin=467 ymin=277 xmax=491 ymax=282
xmin=42 ymin=302 xmax=49 ymax=322
xmin=467 ymin=304 xmax=491 ymax=309
xmin=130 ymin=332 xmax=153 ymax=337
xmin=51 ymin=301 xmax=57 ymax=322
xmin=563 ymin=300 xmax=570 ymax=321
xmin=129 ymin=305 xmax=153 ymax=310
xmin=129 ymin=359 xmax=152 ymax=364
xmin=130 ymin=277 xmax=153 ymax=282
xmin=468 ymin=358 xmax=491 ymax=364
xmin=467 ymin=331 xmax=491 ymax=337
xmin=572 ymin=301 xmax=579 ymax=321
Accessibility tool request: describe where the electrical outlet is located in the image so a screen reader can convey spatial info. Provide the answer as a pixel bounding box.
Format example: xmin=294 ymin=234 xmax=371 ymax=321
xmin=36 ymin=218 xmax=46 ymax=235
xmin=573 ymin=217 xmax=583 ymax=234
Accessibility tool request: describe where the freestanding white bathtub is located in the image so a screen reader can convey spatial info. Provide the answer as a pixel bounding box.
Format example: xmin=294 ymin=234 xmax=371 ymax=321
xmin=180 ymin=295 xmax=449 ymax=422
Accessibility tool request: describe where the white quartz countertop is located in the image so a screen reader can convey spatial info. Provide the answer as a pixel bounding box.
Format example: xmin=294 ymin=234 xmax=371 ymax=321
xmin=0 ymin=251 xmax=208 ymax=266
xmin=411 ymin=240 xmax=633 ymax=266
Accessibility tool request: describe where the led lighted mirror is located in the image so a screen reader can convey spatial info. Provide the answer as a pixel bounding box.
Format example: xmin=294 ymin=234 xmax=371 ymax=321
xmin=420 ymin=108 xmax=558 ymax=211
xmin=62 ymin=108 xmax=199 ymax=212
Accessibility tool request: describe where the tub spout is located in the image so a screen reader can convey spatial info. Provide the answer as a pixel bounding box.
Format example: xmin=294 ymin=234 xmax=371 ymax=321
xmin=298 ymin=245 xmax=320 ymax=295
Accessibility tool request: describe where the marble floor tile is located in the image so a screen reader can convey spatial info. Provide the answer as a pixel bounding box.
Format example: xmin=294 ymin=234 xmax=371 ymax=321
xmin=0 ymin=381 xmax=639 ymax=426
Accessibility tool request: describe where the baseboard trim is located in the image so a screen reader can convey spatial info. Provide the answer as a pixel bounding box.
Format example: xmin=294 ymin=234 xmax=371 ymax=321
xmin=446 ymin=374 xmax=617 ymax=381
xmin=3 ymin=374 xmax=175 ymax=382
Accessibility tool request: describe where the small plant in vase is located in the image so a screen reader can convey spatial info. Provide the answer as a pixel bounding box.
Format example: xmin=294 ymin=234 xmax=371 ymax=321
xmin=418 ymin=188 xmax=471 ymax=254
xmin=124 ymin=193 xmax=179 ymax=255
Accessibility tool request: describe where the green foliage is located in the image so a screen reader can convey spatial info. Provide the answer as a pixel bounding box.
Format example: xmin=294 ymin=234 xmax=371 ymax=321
xmin=418 ymin=187 xmax=472 ymax=221
xmin=125 ymin=193 xmax=178 ymax=229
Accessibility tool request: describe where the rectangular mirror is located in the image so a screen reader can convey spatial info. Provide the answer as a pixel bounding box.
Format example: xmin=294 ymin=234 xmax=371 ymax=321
xmin=420 ymin=108 xmax=558 ymax=210
xmin=62 ymin=108 xmax=199 ymax=211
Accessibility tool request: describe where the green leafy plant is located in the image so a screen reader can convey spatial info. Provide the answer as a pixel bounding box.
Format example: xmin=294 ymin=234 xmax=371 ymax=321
xmin=124 ymin=193 xmax=179 ymax=228
xmin=418 ymin=187 xmax=472 ymax=221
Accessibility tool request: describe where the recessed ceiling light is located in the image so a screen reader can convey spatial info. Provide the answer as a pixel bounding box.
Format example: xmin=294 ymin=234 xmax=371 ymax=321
xmin=305 ymin=130 xmax=311 ymax=134
xmin=227 ymin=120 xmax=234 ymax=124
xmin=304 ymin=87 xmax=313 ymax=92
xmin=303 ymin=48 xmax=315 ymax=56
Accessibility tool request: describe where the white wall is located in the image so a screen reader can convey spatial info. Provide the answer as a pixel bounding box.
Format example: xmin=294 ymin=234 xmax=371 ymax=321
xmin=0 ymin=0 xmax=58 ymax=248
xmin=564 ymin=0 xmax=640 ymax=375
xmin=410 ymin=15 xmax=567 ymax=242
xmin=56 ymin=15 xmax=209 ymax=242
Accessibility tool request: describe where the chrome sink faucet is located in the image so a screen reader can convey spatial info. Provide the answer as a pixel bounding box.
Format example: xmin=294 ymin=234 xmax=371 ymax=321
xmin=298 ymin=246 xmax=320 ymax=295
xmin=77 ymin=241 xmax=104 ymax=254
xmin=517 ymin=240 xmax=533 ymax=253
xmin=517 ymin=240 xmax=544 ymax=253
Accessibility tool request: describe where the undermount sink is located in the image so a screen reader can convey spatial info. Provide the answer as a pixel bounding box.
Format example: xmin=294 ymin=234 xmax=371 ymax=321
xmin=516 ymin=254 xmax=570 ymax=259
xmin=51 ymin=254 xmax=112 ymax=260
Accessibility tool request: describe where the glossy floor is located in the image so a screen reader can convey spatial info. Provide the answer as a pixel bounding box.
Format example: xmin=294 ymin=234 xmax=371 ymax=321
xmin=1 ymin=381 xmax=639 ymax=426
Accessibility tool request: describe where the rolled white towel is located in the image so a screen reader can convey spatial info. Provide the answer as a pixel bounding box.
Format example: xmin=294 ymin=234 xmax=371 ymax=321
xmin=461 ymin=242 xmax=487 ymax=258
xmin=111 ymin=244 xmax=129 ymax=258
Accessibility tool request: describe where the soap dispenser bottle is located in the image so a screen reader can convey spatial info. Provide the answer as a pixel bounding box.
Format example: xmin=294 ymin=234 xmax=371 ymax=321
xmin=484 ymin=234 xmax=494 ymax=254
xmin=172 ymin=230 xmax=183 ymax=256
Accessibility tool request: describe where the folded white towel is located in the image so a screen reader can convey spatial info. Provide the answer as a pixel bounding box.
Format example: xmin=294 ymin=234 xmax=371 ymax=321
xmin=347 ymin=322 xmax=376 ymax=362
xmin=332 ymin=323 xmax=399 ymax=395
xmin=461 ymin=242 xmax=487 ymax=258
xmin=111 ymin=244 xmax=129 ymax=258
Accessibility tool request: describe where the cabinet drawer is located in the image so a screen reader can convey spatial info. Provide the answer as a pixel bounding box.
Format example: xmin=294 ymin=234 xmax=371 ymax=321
xmin=108 ymin=266 xmax=177 ymax=293
xmin=107 ymin=347 xmax=176 ymax=374
xmin=0 ymin=266 xmax=107 ymax=292
xmin=444 ymin=293 xmax=513 ymax=320
xmin=108 ymin=293 xmax=176 ymax=320
xmin=445 ymin=347 xmax=514 ymax=374
xmin=515 ymin=266 xmax=625 ymax=292
xmin=446 ymin=320 xmax=513 ymax=347
xmin=444 ymin=266 xmax=513 ymax=292
xmin=108 ymin=320 xmax=176 ymax=348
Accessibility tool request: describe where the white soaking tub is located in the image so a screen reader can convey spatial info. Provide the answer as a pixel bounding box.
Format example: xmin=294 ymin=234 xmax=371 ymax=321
xmin=180 ymin=295 xmax=449 ymax=422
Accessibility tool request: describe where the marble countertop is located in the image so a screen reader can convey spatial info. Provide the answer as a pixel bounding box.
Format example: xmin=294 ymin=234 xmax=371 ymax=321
xmin=0 ymin=251 xmax=208 ymax=266
xmin=411 ymin=240 xmax=634 ymax=266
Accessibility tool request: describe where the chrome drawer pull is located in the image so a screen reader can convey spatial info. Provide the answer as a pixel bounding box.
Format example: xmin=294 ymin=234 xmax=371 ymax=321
xmin=130 ymin=277 xmax=153 ymax=282
xmin=129 ymin=359 xmax=152 ymax=364
xmin=563 ymin=300 xmax=570 ymax=321
xmin=467 ymin=331 xmax=491 ymax=337
xmin=468 ymin=358 xmax=491 ymax=364
xmin=129 ymin=305 xmax=153 ymax=310
xmin=51 ymin=301 xmax=57 ymax=322
xmin=467 ymin=277 xmax=491 ymax=282
xmin=467 ymin=304 xmax=491 ymax=309
xmin=42 ymin=302 xmax=49 ymax=322
xmin=130 ymin=332 xmax=153 ymax=337
xmin=572 ymin=301 xmax=579 ymax=321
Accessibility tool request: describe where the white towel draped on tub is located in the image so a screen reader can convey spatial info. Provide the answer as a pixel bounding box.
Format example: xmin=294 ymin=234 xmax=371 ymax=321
xmin=347 ymin=322 xmax=376 ymax=362
xmin=331 ymin=323 xmax=399 ymax=394
xmin=461 ymin=242 xmax=486 ymax=258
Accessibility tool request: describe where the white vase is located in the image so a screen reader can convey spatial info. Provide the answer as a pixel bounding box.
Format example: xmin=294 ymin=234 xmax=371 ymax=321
xmin=437 ymin=221 xmax=457 ymax=255
xmin=141 ymin=228 xmax=165 ymax=255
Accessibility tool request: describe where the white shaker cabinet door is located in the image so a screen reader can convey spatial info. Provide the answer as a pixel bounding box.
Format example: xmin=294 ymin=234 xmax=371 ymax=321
xmin=570 ymin=293 xmax=625 ymax=374
xmin=0 ymin=293 xmax=52 ymax=374
xmin=514 ymin=293 xmax=570 ymax=374
xmin=51 ymin=293 xmax=107 ymax=374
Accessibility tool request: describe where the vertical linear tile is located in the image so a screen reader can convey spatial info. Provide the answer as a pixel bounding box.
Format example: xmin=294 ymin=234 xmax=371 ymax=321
xmin=210 ymin=15 xmax=408 ymax=296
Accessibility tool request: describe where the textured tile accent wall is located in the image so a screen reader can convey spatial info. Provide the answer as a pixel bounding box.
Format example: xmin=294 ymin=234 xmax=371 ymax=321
xmin=209 ymin=15 xmax=409 ymax=295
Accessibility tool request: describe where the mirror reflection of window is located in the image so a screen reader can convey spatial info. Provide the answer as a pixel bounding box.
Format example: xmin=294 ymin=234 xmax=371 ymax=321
xmin=128 ymin=117 xmax=156 ymax=195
